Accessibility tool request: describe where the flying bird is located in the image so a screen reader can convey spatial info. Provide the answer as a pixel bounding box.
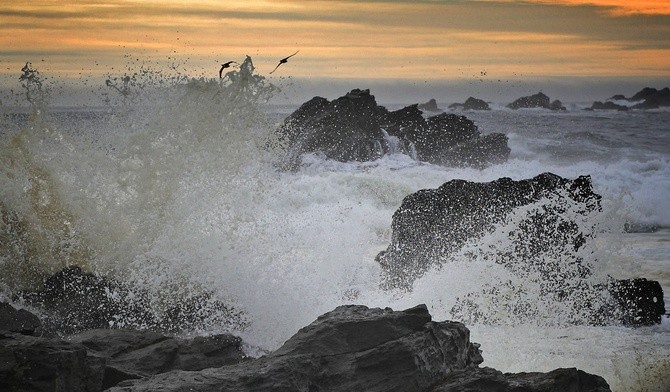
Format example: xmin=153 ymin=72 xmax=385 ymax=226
xmin=219 ymin=61 xmax=237 ymax=78
xmin=269 ymin=50 xmax=299 ymax=74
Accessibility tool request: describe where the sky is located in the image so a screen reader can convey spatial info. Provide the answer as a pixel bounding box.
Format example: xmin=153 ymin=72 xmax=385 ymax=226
xmin=1 ymin=0 xmax=670 ymax=104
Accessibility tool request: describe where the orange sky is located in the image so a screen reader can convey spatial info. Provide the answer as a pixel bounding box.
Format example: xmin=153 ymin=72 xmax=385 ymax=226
xmin=1 ymin=0 xmax=669 ymax=101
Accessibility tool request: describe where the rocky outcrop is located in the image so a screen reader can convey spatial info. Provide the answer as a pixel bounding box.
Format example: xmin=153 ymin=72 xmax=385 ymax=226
xmin=586 ymin=101 xmax=629 ymax=111
xmin=105 ymin=304 xmax=609 ymax=392
xmin=0 ymin=301 xmax=248 ymax=391
xmin=0 ymin=302 xmax=614 ymax=392
xmin=375 ymin=173 xmax=665 ymax=326
xmin=600 ymin=87 xmax=670 ymax=110
xmin=449 ymin=97 xmax=491 ymax=110
xmin=507 ymin=92 xmax=565 ymax=110
xmin=16 ymin=266 xmax=247 ymax=335
xmin=377 ymin=173 xmax=600 ymax=290
xmin=609 ymin=278 xmax=666 ymax=325
xmin=274 ymin=89 xmax=510 ymax=169
xmin=629 ymin=87 xmax=670 ymax=109
xmin=418 ymin=98 xmax=442 ymax=112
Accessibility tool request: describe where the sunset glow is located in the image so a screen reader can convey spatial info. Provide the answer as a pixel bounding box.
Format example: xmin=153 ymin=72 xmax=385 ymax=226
xmin=1 ymin=0 xmax=669 ymax=100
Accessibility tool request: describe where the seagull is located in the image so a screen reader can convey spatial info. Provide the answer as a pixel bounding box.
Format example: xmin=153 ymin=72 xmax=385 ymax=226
xmin=219 ymin=61 xmax=237 ymax=78
xmin=269 ymin=50 xmax=299 ymax=74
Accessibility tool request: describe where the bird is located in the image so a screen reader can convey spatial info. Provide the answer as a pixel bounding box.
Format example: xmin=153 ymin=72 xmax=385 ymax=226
xmin=219 ymin=61 xmax=237 ymax=78
xmin=269 ymin=50 xmax=299 ymax=74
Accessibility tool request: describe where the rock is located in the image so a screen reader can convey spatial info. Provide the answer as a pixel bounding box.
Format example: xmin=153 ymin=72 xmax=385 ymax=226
xmin=106 ymin=304 xmax=610 ymax=392
xmin=631 ymin=87 xmax=670 ymax=109
xmin=17 ymin=266 xmax=247 ymax=335
xmin=449 ymin=97 xmax=491 ymax=110
xmin=609 ymin=278 xmax=666 ymax=325
xmin=602 ymin=87 xmax=670 ymax=110
xmin=70 ymin=329 xmax=248 ymax=389
xmin=0 ymin=304 xmax=612 ymax=392
xmin=432 ymin=367 xmax=611 ymax=392
xmin=586 ymin=101 xmax=629 ymax=111
xmin=374 ymin=173 xmax=665 ymax=326
xmin=418 ymin=98 xmax=442 ymax=112
xmin=507 ymin=92 xmax=564 ymax=110
xmin=275 ymin=89 xmax=387 ymax=166
xmin=376 ymin=173 xmax=601 ymax=290
xmin=0 ymin=331 xmax=106 ymax=392
xmin=274 ymin=89 xmax=510 ymax=169
xmin=550 ymin=99 xmax=566 ymax=111
xmin=0 ymin=301 xmax=42 ymax=335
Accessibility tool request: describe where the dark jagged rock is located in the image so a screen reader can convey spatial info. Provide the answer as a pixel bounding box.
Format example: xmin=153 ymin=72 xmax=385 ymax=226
xmin=275 ymin=89 xmax=387 ymax=165
xmin=507 ymin=92 xmax=564 ymax=110
xmin=17 ymin=266 xmax=247 ymax=335
xmin=432 ymin=367 xmax=611 ymax=392
xmin=1 ymin=303 xmax=612 ymax=392
xmin=0 ymin=301 xmax=42 ymax=335
xmin=601 ymin=87 xmax=670 ymax=110
xmin=0 ymin=331 xmax=106 ymax=392
xmin=609 ymin=278 xmax=666 ymax=325
xmin=70 ymin=329 xmax=248 ymax=389
xmin=375 ymin=173 xmax=665 ymax=326
xmin=107 ymin=304 xmax=610 ymax=392
xmin=274 ymin=89 xmax=510 ymax=169
xmin=418 ymin=98 xmax=442 ymax=112
xmin=377 ymin=173 xmax=601 ymax=290
xmin=550 ymin=99 xmax=567 ymax=111
xmin=449 ymin=97 xmax=491 ymax=110
xmin=586 ymin=101 xmax=629 ymax=111
xmin=631 ymin=87 xmax=670 ymax=109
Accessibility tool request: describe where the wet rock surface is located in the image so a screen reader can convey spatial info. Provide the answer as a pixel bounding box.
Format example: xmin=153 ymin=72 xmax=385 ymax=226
xmin=274 ymin=88 xmax=509 ymax=169
xmin=1 ymin=302 xmax=612 ymax=392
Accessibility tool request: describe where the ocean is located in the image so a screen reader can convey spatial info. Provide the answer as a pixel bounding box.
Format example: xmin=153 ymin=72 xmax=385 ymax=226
xmin=1 ymin=64 xmax=669 ymax=391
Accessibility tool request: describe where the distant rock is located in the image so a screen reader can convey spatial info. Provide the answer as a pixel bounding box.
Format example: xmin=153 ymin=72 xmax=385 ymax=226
xmin=601 ymin=87 xmax=670 ymax=110
xmin=418 ymin=98 xmax=442 ymax=112
xmin=449 ymin=97 xmax=491 ymax=110
xmin=586 ymin=101 xmax=629 ymax=111
xmin=375 ymin=173 xmax=665 ymax=326
xmin=507 ymin=92 xmax=565 ymax=110
xmin=274 ymin=89 xmax=510 ymax=169
xmin=631 ymin=87 xmax=670 ymax=109
xmin=550 ymin=99 xmax=567 ymax=111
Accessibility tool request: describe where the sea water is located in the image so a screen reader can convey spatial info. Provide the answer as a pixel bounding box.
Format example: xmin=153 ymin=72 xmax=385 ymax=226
xmin=1 ymin=62 xmax=669 ymax=391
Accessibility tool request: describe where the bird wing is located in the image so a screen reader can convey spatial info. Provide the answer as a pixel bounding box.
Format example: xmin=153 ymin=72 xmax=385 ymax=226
xmin=286 ymin=50 xmax=299 ymax=60
xmin=219 ymin=66 xmax=224 ymax=78
xmin=269 ymin=63 xmax=281 ymax=74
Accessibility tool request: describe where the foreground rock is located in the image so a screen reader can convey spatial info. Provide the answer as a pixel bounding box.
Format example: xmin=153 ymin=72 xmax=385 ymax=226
xmin=449 ymin=97 xmax=491 ymax=110
xmin=0 ymin=302 xmax=247 ymax=391
xmin=507 ymin=92 xmax=566 ymax=110
xmin=108 ymin=304 xmax=610 ymax=392
xmin=1 ymin=302 xmax=611 ymax=392
xmin=16 ymin=266 xmax=247 ymax=335
xmin=274 ymin=89 xmax=509 ymax=169
xmin=376 ymin=173 xmax=665 ymax=326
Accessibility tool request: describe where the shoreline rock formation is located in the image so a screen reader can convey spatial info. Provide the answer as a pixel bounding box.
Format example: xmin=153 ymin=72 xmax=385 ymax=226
xmin=449 ymin=97 xmax=491 ymax=111
xmin=376 ymin=173 xmax=666 ymax=326
xmin=587 ymin=87 xmax=670 ymax=110
xmin=273 ymin=88 xmax=510 ymax=170
xmin=1 ymin=302 xmax=613 ymax=392
xmin=506 ymin=92 xmax=566 ymax=111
